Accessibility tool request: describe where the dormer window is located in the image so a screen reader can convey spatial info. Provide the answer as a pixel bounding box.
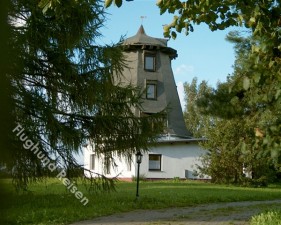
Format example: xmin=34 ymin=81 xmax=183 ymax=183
xmin=144 ymin=54 xmax=156 ymax=71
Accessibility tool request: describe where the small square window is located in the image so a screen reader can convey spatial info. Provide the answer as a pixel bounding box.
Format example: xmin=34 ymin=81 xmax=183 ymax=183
xmin=144 ymin=54 xmax=156 ymax=71
xmin=149 ymin=154 xmax=161 ymax=171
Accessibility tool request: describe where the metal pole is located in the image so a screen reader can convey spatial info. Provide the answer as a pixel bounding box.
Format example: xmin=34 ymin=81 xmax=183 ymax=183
xmin=136 ymin=161 xmax=140 ymax=198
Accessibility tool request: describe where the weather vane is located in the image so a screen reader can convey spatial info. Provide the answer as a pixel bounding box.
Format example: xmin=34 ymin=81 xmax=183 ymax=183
xmin=140 ymin=16 xmax=147 ymax=24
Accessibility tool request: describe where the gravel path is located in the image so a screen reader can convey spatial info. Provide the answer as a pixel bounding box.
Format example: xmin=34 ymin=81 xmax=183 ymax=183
xmin=71 ymin=199 xmax=281 ymax=225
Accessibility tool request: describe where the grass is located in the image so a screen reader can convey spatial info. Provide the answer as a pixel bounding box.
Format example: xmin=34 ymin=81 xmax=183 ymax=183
xmin=2 ymin=178 xmax=281 ymax=225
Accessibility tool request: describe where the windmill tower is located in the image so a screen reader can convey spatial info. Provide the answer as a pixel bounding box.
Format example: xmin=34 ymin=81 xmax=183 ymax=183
xmin=84 ymin=26 xmax=207 ymax=181
xmin=121 ymin=25 xmax=192 ymax=139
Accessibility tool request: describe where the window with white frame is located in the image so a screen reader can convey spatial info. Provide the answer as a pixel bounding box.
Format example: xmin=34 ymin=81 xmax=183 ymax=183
xmin=149 ymin=154 xmax=162 ymax=171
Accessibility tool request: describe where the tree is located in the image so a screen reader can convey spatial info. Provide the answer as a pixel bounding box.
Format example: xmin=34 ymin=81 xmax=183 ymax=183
xmin=183 ymin=77 xmax=213 ymax=138
xmin=183 ymin=78 xmax=247 ymax=183
xmin=193 ymin=32 xmax=280 ymax=184
xmin=159 ymin=1 xmax=281 ymax=163
xmin=5 ymin=0 xmax=164 ymax=190
xmin=184 ymin=76 xmax=277 ymax=184
xmin=183 ymin=31 xmax=280 ymax=184
xmin=156 ymin=0 xmax=281 ymax=40
xmin=199 ymin=118 xmax=247 ymax=184
xmin=105 ymin=0 xmax=280 ymax=37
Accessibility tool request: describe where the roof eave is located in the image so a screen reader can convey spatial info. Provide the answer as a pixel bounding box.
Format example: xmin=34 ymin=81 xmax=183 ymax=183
xmin=155 ymin=137 xmax=207 ymax=144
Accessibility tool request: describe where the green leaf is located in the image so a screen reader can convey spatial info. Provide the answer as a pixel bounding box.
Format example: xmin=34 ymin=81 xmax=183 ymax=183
xmin=269 ymin=60 xmax=275 ymax=68
xmin=38 ymin=0 xmax=52 ymax=13
xmin=163 ymin=25 xmax=170 ymax=38
xmin=253 ymin=73 xmax=260 ymax=83
xmin=249 ymin=17 xmax=256 ymax=26
xmin=243 ymin=77 xmax=250 ymax=90
xmin=171 ymin=16 xmax=179 ymax=26
xmin=251 ymin=45 xmax=260 ymax=53
xmin=114 ymin=0 xmax=122 ymax=8
xmin=104 ymin=0 xmax=113 ymax=8
xmin=241 ymin=142 xmax=247 ymax=154
xmin=171 ymin=31 xmax=177 ymax=39
xmin=175 ymin=25 xmax=182 ymax=32
xmin=156 ymin=0 xmax=163 ymax=5
xmin=271 ymin=148 xmax=280 ymax=159
xmin=270 ymin=125 xmax=278 ymax=132
xmin=275 ymin=89 xmax=281 ymax=100
xmin=38 ymin=0 xmax=48 ymax=8
xmin=237 ymin=14 xmax=244 ymax=26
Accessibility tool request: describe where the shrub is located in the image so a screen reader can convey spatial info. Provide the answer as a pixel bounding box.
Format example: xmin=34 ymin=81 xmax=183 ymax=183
xmin=251 ymin=210 xmax=281 ymax=225
xmin=241 ymin=176 xmax=269 ymax=188
xmin=173 ymin=177 xmax=180 ymax=182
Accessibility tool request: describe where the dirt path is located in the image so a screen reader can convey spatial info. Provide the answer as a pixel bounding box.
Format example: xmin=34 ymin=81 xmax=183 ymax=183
xmin=71 ymin=199 xmax=281 ymax=225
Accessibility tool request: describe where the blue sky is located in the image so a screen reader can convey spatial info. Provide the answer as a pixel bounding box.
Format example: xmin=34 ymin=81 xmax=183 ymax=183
xmin=99 ymin=0 xmax=241 ymax=108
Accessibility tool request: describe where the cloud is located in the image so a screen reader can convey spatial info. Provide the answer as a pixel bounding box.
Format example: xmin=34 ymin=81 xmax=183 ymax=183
xmin=174 ymin=64 xmax=194 ymax=76
xmin=177 ymin=81 xmax=186 ymax=110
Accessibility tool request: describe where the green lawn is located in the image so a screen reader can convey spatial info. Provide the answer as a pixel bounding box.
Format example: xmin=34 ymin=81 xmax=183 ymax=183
xmin=2 ymin=178 xmax=281 ymax=225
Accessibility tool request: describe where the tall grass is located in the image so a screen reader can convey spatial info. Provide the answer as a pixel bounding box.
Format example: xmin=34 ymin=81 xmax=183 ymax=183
xmin=251 ymin=211 xmax=281 ymax=225
xmin=2 ymin=178 xmax=281 ymax=225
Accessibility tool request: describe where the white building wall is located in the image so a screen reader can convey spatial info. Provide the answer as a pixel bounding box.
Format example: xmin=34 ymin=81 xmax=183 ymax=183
xmin=84 ymin=142 xmax=208 ymax=180
xmin=84 ymin=146 xmax=136 ymax=179
xmin=140 ymin=143 xmax=206 ymax=179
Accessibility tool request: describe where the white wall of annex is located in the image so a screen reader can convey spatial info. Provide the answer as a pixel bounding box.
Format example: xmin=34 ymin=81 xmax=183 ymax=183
xmin=139 ymin=143 xmax=206 ymax=179
xmin=84 ymin=146 xmax=136 ymax=178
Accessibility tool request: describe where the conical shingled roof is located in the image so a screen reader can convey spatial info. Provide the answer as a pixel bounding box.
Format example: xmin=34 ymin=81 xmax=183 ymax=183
xmin=123 ymin=25 xmax=177 ymax=59
xmin=123 ymin=25 xmax=168 ymax=47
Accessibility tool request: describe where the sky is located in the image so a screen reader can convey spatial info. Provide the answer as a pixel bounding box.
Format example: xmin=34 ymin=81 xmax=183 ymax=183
xmin=99 ymin=0 xmax=241 ymax=109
